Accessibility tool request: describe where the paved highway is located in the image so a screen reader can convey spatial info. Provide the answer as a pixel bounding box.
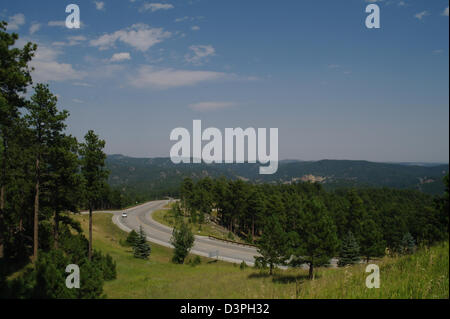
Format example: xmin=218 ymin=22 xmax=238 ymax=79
xmin=109 ymin=200 xmax=260 ymax=265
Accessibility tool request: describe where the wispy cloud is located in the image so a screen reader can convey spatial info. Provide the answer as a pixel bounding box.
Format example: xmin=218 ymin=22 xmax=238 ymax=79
xmin=414 ymin=11 xmax=429 ymax=20
xmin=94 ymin=1 xmax=105 ymax=11
xmin=185 ymin=45 xmax=215 ymax=65
xmin=29 ymin=44 xmax=86 ymax=82
xmin=52 ymin=36 xmax=87 ymax=47
xmin=129 ymin=66 xmax=228 ymax=89
xmin=140 ymin=3 xmax=174 ymax=12
xmin=110 ymin=52 xmax=131 ymax=62
xmin=90 ymin=24 xmax=171 ymax=51
xmin=48 ymin=20 xmax=66 ymax=27
xmin=7 ymin=13 xmax=25 ymax=30
xmin=29 ymin=22 xmax=41 ymax=35
xmin=191 ymin=25 xmax=200 ymax=31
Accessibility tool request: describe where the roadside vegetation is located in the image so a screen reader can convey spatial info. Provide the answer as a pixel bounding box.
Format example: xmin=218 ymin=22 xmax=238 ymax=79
xmin=178 ymin=175 xmax=449 ymax=279
xmin=73 ymin=213 xmax=448 ymax=299
xmin=152 ymin=205 xmax=248 ymax=244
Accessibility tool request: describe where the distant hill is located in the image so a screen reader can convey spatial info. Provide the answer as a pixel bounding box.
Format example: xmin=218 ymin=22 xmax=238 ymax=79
xmin=106 ymin=155 xmax=449 ymax=198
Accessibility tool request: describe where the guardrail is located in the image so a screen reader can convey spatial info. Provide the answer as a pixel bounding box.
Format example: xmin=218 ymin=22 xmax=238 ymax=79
xmin=207 ymin=235 xmax=258 ymax=248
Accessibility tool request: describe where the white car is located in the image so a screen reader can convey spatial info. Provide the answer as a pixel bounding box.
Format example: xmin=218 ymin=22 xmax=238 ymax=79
xmin=121 ymin=212 xmax=127 ymax=218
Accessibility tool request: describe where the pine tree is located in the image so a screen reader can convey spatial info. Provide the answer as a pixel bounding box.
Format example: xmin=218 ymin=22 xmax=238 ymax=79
xmin=26 ymin=84 xmax=69 ymax=261
xmin=171 ymin=220 xmax=194 ymax=264
xmin=360 ymin=215 xmax=385 ymax=262
xmin=290 ymin=198 xmax=338 ymax=279
xmin=126 ymin=229 xmax=139 ymax=247
xmin=80 ymin=130 xmax=109 ymax=260
xmin=338 ymin=231 xmax=360 ymax=267
xmin=400 ymin=232 xmax=416 ymax=255
xmin=256 ymin=214 xmax=287 ymax=275
xmin=0 ymin=21 xmax=37 ymax=258
xmin=133 ymin=226 xmax=151 ymax=259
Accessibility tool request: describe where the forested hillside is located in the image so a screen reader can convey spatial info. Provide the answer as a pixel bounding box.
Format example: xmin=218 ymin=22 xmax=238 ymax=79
xmin=106 ymin=155 xmax=449 ymax=202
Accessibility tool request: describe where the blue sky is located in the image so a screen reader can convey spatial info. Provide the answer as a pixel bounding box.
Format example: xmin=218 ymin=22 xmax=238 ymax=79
xmin=1 ymin=0 xmax=449 ymax=162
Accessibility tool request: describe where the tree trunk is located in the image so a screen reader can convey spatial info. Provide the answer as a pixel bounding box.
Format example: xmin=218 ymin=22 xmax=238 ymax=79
xmin=269 ymin=263 xmax=273 ymax=276
xmin=33 ymin=156 xmax=40 ymax=262
xmin=0 ymin=142 xmax=6 ymax=259
xmin=88 ymin=204 xmax=93 ymax=260
xmin=309 ymin=262 xmax=314 ymax=280
xmin=54 ymin=211 xmax=59 ymax=249
xmin=0 ymin=184 xmax=4 ymax=259
xmin=251 ymin=217 xmax=255 ymax=241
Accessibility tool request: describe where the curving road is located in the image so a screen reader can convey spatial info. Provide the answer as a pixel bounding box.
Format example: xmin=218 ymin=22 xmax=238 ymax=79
xmin=108 ymin=200 xmax=260 ymax=265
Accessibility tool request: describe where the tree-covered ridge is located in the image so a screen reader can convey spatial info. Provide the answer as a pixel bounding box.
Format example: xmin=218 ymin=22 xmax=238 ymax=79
xmin=106 ymin=155 xmax=449 ymax=203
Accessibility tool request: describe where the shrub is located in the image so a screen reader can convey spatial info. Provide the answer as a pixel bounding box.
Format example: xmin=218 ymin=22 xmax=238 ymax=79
xmin=171 ymin=221 xmax=194 ymax=264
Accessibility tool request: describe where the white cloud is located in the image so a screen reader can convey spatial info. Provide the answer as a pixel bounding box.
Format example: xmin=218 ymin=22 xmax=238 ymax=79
xmin=175 ymin=16 xmax=190 ymax=22
xmin=73 ymin=82 xmax=94 ymax=87
xmin=7 ymin=13 xmax=25 ymax=30
xmin=90 ymin=24 xmax=171 ymax=51
xmin=110 ymin=52 xmax=131 ymax=62
xmin=433 ymin=49 xmax=444 ymax=54
xmin=48 ymin=20 xmax=66 ymax=27
xmin=72 ymin=98 xmax=84 ymax=103
xmin=29 ymin=23 xmax=41 ymax=35
xmin=191 ymin=25 xmax=200 ymax=31
xmin=185 ymin=45 xmax=215 ymax=65
xmin=443 ymin=7 xmax=449 ymax=17
xmin=129 ymin=66 xmax=227 ymax=89
xmin=328 ymin=64 xmax=341 ymax=69
xmin=51 ymin=36 xmax=86 ymax=47
xmin=94 ymin=1 xmax=105 ymax=10
xmin=141 ymin=3 xmax=174 ymax=12
xmin=189 ymin=101 xmax=237 ymax=111
xmin=68 ymin=35 xmax=87 ymax=46
xmin=30 ymin=45 xmax=86 ymax=82
xmin=414 ymin=11 xmax=429 ymax=20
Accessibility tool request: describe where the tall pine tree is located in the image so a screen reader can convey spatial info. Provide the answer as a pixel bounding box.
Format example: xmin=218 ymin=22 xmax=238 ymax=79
xmin=26 ymin=84 xmax=69 ymax=260
xmin=80 ymin=130 xmax=108 ymax=260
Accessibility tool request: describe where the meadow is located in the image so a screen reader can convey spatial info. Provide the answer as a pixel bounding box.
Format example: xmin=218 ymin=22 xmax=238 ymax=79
xmin=73 ymin=213 xmax=449 ymax=299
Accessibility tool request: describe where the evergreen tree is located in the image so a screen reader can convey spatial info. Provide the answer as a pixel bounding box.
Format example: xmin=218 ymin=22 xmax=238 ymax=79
xmin=80 ymin=130 xmax=109 ymax=260
xmin=171 ymin=220 xmax=194 ymax=264
xmin=47 ymin=135 xmax=82 ymax=249
xmin=0 ymin=21 xmax=36 ymax=258
xmin=133 ymin=226 xmax=151 ymax=259
xmin=338 ymin=231 xmax=360 ymax=267
xmin=246 ymin=188 xmax=265 ymax=241
xmin=360 ymin=216 xmax=385 ymax=262
xmin=126 ymin=229 xmax=139 ymax=246
xmin=400 ymin=232 xmax=416 ymax=255
xmin=290 ymin=198 xmax=338 ymax=279
xmin=256 ymin=215 xmax=287 ymax=275
xmin=26 ymin=84 xmax=69 ymax=260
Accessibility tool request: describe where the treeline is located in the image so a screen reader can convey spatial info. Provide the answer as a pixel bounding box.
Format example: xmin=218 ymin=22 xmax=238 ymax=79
xmin=0 ymin=21 xmax=117 ymax=297
xmin=180 ymin=175 xmax=449 ymax=277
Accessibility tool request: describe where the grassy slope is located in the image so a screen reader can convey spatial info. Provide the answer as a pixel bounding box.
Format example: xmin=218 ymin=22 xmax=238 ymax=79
xmin=152 ymin=208 xmax=248 ymax=244
xmin=73 ymin=213 xmax=449 ymax=299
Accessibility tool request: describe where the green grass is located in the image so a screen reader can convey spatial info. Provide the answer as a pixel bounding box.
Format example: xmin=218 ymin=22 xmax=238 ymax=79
xmin=152 ymin=208 xmax=247 ymax=244
xmin=73 ymin=213 xmax=449 ymax=299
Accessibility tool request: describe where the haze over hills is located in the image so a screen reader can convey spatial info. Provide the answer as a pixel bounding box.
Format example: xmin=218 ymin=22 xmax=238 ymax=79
xmin=106 ymin=155 xmax=449 ymax=198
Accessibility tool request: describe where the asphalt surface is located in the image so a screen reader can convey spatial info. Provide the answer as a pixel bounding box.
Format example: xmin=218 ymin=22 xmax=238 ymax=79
xmin=109 ymin=200 xmax=260 ymax=265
